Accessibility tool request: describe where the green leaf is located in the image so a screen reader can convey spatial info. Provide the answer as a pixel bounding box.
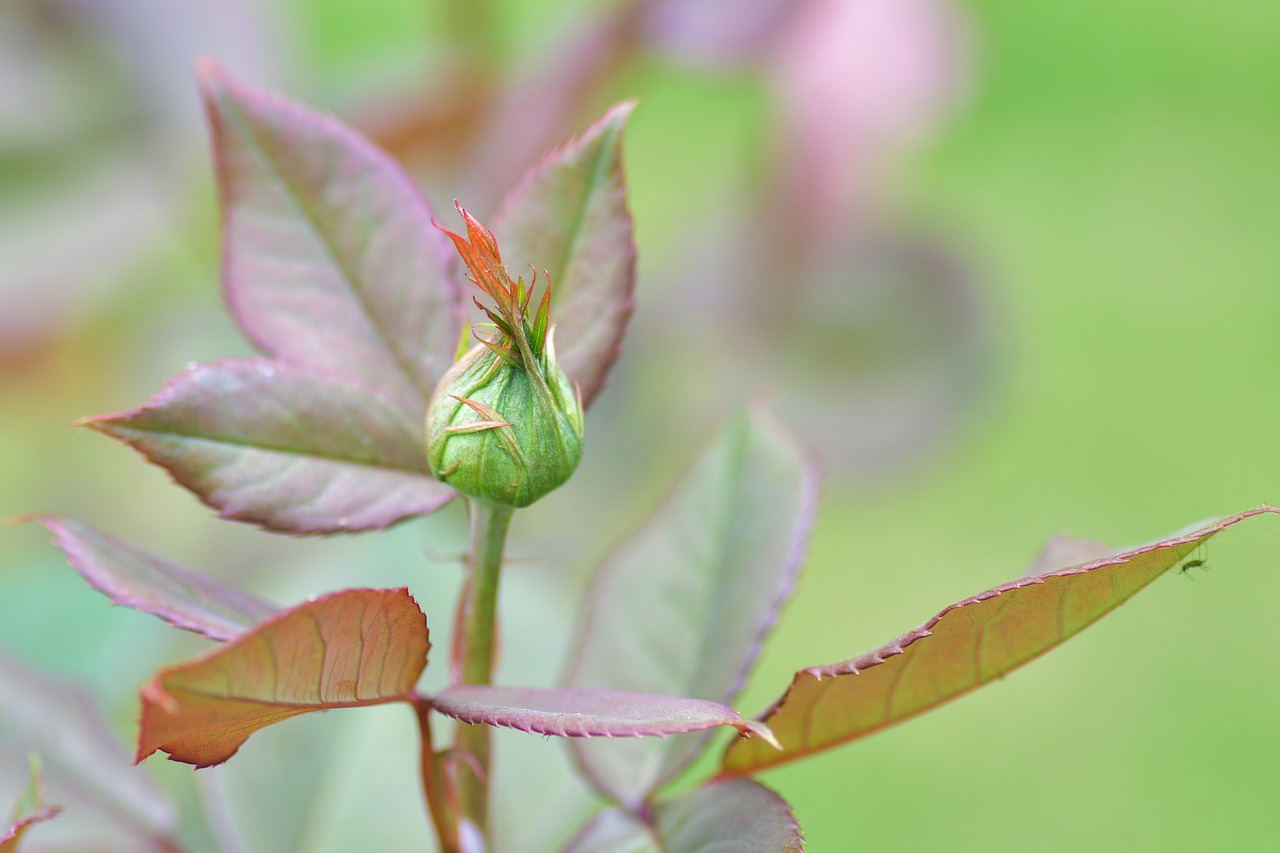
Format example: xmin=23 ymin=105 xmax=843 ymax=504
xmin=566 ymin=780 xmax=803 ymax=853
xmin=82 ymin=359 xmax=453 ymax=534
xmin=137 ymin=588 xmax=428 ymax=768
xmin=31 ymin=515 xmax=274 ymax=641
xmin=494 ymin=102 xmax=637 ymax=407
xmin=722 ymin=506 xmax=1279 ymax=776
xmin=567 ymin=408 xmax=817 ymax=805
xmin=200 ymin=59 xmax=461 ymax=415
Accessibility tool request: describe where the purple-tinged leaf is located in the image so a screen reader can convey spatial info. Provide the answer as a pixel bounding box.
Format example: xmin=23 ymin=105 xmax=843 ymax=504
xmin=199 ymin=59 xmax=461 ymax=415
xmin=138 ymin=588 xmax=428 ymax=768
xmin=431 ymin=685 xmax=778 ymax=745
xmin=566 ymin=407 xmax=817 ymax=805
xmin=567 ymin=780 xmax=803 ymax=853
xmin=81 ymin=359 xmax=453 ymax=534
xmin=493 ymin=102 xmax=636 ymax=408
xmin=722 ymin=506 xmax=1280 ymax=776
xmin=0 ymin=653 xmax=176 ymax=840
xmin=29 ymin=516 xmax=274 ymax=641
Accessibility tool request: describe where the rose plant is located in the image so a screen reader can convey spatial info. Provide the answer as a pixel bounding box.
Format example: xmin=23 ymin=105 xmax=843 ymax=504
xmin=8 ymin=62 xmax=1277 ymax=852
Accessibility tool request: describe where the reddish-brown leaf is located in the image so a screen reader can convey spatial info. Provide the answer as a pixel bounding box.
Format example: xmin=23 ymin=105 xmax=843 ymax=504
xmin=137 ymin=588 xmax=428 ymax=768
xmin=722 ymin=506 xmax=1279 ymax=776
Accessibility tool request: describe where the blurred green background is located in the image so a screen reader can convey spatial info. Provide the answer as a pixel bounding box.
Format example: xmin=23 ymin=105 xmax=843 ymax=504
xmin=2 ymin=0 xmax=1279 ymax=850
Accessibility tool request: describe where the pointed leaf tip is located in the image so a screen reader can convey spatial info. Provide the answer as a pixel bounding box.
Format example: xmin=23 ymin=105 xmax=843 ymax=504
xmin=81 ymin=359 xmax=453 ymax=534
xmin=30 ymin=515 xmax=274 ymax=641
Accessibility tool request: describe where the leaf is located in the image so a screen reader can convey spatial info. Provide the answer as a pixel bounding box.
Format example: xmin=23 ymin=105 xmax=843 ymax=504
xmin=199 ymin=59 xmax=461 ymax=415
xmin=81 ymin=359 xmax=453 ymax=534
xmin=0 ymin=760 xmax=62 ymax=853
xmin=431 ymin=685 xmax=778 ymax=744
xmin=566 ymin=408 xmax=817 ymax=804
xmin=567 ymin=780 xmax=803 ymax=853
xmin=29 ymin=515 xmax=275 ymax=641
xmin=137 ymin=588 xmax=429 ymax=768
xmin=493 ymin=101 xmax=636 ymax=407
xmin=0 ymin=653 xmax=176 ymax=839
xmin=0 ymin=804 xmax=61 ymax=853
xmin=721 ymin=506 xmax=1280 ymax=776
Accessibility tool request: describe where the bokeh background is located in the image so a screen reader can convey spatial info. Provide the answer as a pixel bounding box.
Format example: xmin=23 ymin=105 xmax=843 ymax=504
xmin=3 ymin=0 xmax=1279 ymax=850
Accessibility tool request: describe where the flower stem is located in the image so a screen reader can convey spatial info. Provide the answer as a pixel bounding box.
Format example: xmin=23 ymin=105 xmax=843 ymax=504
xmin=416 ymin=699 xmax=460 ymax=853
xmin=454 ymin=499 xmax=514 ymax=844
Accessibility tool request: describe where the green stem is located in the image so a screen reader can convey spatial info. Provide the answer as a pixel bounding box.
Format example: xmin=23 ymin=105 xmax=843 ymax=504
xmin=416 ymin=699 xmax=460 ymax=853
xmin=454 ymin=500 xmax=514 ymax=844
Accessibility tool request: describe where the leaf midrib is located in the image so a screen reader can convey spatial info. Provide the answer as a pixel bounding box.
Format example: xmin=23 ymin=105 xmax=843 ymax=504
xmin=222 ymin=93 xmax=429 ymax=406
xmin=103 ymin=421 xmax=431 ymax=477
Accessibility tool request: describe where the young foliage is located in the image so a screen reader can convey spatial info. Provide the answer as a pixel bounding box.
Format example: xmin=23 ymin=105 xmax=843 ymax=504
xmin=25 ymin=54 xmax=1280 ymax=853
xmin=565 ymin=779 xmax=803 ymax=853
xmin=567 ymin=407 xmax=817 ymax=805
xmin=494 ymin=102 xmax=637 ymax=408
xmin=81 ymin=360 xmax=448 ymax=534
xmin=137 ymin=588 xmax=428 ymax=768
xmin=432 ymin=685 xmax=778 ymax=743
xmin=201 ymin=59 xmax=462 ymax=414
xmin=82 ymin=63 xmax=637 ymax=537
xmin=31 ymin=515 xmax=274 ymax=641
xmin=721 ymin=506 xmax=1279 ymax=776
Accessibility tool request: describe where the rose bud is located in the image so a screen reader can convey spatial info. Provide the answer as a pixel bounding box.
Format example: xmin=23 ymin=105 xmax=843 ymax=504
xmin=425 ymin=205 xmax=584 ymax=508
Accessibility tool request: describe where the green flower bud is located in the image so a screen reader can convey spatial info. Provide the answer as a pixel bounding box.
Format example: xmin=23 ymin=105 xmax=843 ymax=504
xmin=425 ymin=206 xmax=585 ymax=508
